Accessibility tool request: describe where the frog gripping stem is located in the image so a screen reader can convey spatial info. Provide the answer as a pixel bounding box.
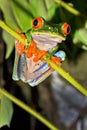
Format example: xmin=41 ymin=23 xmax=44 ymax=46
xmin=15 ymin=36 xmax=62 ymax=65
xmin=13 ymin=17 xmax=70 ymax=87
xmin=15 ymin=31 xmax=63 ymax=65
xmin=13 ymin=18 xmax=87 ymax=96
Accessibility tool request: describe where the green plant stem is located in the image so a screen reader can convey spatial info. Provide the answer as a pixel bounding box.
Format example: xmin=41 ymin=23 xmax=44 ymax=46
xmin=44 ymin=58 xmax=87 ymax=96
xmin=55 ymin=0 xmax=87 ymax=18
xmin=0 ymin=88 xmax=58 ymax=130
xmin=0 ymin=20 xmax=26 ymax=44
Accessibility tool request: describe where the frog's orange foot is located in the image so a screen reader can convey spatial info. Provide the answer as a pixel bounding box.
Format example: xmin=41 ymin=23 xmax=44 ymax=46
xmin=16 ymin=30 xmax=26 ymax=40
xmin=51 ymin=56 xmax=62 ymax=66
xmin=26 ymin=40 xmax=36 ymax=58
xmin=15 ymin=40 xmax=25 ymax=55
xmin=33 ymin=50 xmax=47 ymax=62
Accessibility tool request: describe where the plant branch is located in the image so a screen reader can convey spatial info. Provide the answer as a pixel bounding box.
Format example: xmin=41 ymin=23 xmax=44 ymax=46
xmin=0 ymin=20 xmax=26 ymax=45
xmin=44 ymin=58 xmax=87 ymax=96
xmin=55 ymin=0 xmax=87 ymax=19
xmin=0 ymin=88 xmax=58 ymax=130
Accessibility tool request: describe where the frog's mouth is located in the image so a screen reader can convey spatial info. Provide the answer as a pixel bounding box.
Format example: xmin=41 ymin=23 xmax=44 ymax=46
xmin=32 ymin=34 xmax=65 ymax=51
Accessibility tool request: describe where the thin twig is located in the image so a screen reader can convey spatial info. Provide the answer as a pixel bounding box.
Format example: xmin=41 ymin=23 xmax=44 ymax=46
xmin=0 ymin=20 xmax=26 ymax=44
xmin=55 ymin=0 xmax=87 ymax=19
xmin=44 ymin=58 xmax=87 ymax=96
xmin=0 ymin=88 xmax=58 ymax=130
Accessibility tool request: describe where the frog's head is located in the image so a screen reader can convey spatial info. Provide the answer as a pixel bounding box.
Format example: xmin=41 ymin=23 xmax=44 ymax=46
xmin=26 ymin=17 xmax=71 ymax=51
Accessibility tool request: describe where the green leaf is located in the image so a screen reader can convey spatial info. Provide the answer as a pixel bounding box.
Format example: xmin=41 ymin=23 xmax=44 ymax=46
xmin=73 ymin=28 xmax=87 ymax=45
xmin=0 ymin=94 xmax=13 ymax=128
xmin=0 ymin=0 xmax=20 ymax=58
xmin=0 ymin=0 xmax=19 ymax=29
xmin=73 ymin=27 xmax=87 ymax=50
xmin=3 ymin=31 xmax=15 ymax=59
xmin=12 ymin=0 xmax=33 ymax=31
xmin=29 ymin=0 xmax=49 ymax=20
xmin=44 ymin=0 xmax=55 ymax=10
xmin=48 ymin=4 xmax=58 ymax=20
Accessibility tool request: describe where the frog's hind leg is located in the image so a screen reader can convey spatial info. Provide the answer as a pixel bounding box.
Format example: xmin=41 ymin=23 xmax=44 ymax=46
xmin=15 ymin=31 xmax=26 ymax=55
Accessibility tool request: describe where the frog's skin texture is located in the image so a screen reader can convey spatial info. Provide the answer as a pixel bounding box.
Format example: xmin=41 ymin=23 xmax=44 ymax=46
xmin=12 ymin=17 xmax=70 ymax=86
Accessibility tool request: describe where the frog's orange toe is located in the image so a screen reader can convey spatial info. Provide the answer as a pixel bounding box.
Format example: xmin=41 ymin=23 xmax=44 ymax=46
xmin=20 ymin=34 xmax=26 ymax=39
xmin=33 ymin=50 xmax=47 ymax=62
xmin=16 ymin=30 xmax=26 ymax=40
xmin=51 ymin=56 xmax=61 ymax=66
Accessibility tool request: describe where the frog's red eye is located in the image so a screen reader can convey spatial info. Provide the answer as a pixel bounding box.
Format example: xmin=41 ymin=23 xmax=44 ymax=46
xmin=62 ymin=23 xmax=71 ymax=35
xmin=32 ymin=17 xmax=43 ymax=29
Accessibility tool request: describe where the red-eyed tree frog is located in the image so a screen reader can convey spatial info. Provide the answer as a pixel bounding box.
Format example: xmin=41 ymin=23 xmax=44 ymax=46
xmin=12 ymin=17 xmax=70 ymax=86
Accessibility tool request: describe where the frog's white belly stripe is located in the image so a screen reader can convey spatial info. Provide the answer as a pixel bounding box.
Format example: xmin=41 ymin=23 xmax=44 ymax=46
xmin=32 ymin=34 xmax=62 ymax=51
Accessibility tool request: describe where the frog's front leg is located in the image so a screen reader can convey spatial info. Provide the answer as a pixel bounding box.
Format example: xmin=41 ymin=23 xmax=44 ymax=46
xmin=33 ymin=50 xmax=47 ymax=62
xmin=26 ymin=39 xmax=36 ymax=58
xmin=26 ymin=39 xmax=47 ymax=62
xmin=15 ymin=34 xmax=47 ymax=61
xmin=15 ymin=31 xmax=63 ymax=64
